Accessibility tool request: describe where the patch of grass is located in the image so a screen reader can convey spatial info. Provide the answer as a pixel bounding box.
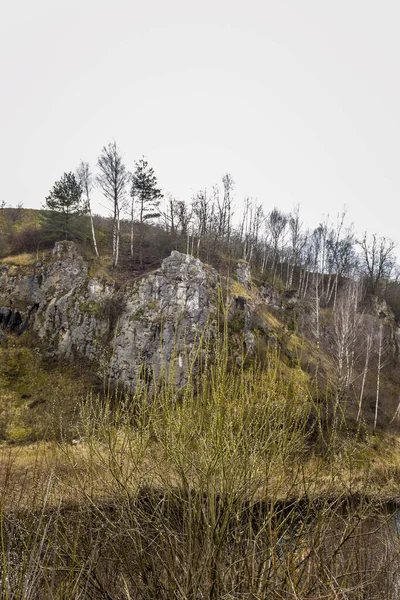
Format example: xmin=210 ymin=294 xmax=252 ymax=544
xmin=5 ymin=424 xmax=35 ymax=444
xmin=0 ymin=253 xmax=37 ymax=266
xmin=230 ymin=279 xmax=253 ymax=300
xmin=87 ymin=254 xmax=113 ymax=280
xmin=257 ymin=305 xmax=282 ymax=329
xmin=0 ymin=338 xmax=94 ymax=442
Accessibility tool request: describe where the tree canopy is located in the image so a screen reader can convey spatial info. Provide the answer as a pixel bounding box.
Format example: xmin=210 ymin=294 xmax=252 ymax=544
xmin=44 ymin=172 xmax=86 ymax=240
xmin=131 ymin=157 xmax=163 ymax=224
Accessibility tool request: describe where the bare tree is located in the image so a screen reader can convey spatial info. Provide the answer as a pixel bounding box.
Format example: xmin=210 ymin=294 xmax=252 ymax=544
xmin=325 ymin=211 xmax=347 ymax=309
xmin=332 ymin=280 xmax=363 ymax=410
xmin=192 ymin=189 xmax=214 ymax=257
xmin=240 ymin=198 xmax=263 ymax=264
xmin=267 ymin=208 xmax=287 ymax=281
xmin=373 ymin=318 xmax=390 ymax=433
xmin=77 ymin=160 xmax=99 ymax=257
xmin=96 ymin=141 xmax=129 ymax=268
xmin=129 ymin=189 xmax=135 ymax=257
xmin=357 ymin=331 xmax=372 ymax=423
xmin=219 ymin=173 xmax=234 ymax=242
xmin=176 ymin=200 xmax=191 ymax=236
xmin=359 ymin=233 xmax=396 ymax=295
xmin=241 ymin=197 xmax=252 ymax=262
xmin=310 ymin=218 xmax=332 ymax=300
xmin=163 ymin=195 xmax=177 ymax=235
xmin=311 ymin=273 xmax=321 ymax=382
xmin=287 ymin=204 xmax=307 ymax=288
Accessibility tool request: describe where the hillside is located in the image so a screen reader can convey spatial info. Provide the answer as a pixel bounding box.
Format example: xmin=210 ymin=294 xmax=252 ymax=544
xmin=1 ymin=208 xmax=400 ymax=598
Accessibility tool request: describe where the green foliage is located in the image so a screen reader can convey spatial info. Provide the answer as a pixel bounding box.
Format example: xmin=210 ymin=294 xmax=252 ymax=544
xmin=45 ymin=172 xmax=83 ymax=214
xmin=43 ymin=172 xmax=87 ymax=240
xmin=131 ymin=156 xmax=163 ymax=223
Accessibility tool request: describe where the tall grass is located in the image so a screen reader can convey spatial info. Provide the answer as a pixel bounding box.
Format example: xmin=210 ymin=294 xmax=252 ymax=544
xmin=0 ymin=330 xmax=399 ymax=598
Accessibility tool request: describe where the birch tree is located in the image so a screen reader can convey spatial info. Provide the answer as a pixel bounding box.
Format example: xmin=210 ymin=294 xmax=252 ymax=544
xmin=267 ymin=208 xmax=287 ymax=280
xmin=357 ymin=331 xmax=372 ymax=423
xmin=332 ymin=280 xmax=362 ymax=409
xmin=76 ymin=160 xmax=99 ymax=257
xmin=373 ymin=319 xmax=389 ymax=433
xmin=359 ymin=233 xmax=396 ymax=295
xmin=219 ymin=173 xmax=234 ymax=242
xmin=96 ymin=141 xmax=129 ymax=268
xmin=287 ymin=205 xmax=306 ymax=288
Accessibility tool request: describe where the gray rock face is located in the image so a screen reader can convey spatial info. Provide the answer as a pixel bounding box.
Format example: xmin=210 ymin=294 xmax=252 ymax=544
xmin=109 ymin=251 xmax=218 ymax=386
xmin=260 ymin=284 xmax=282 ymax=308
xmin=236 ymin=261 xmax=251 ymax=289
xmin=0 ymin=245 xmax=220 ymax=388
xmin=0 ymin=307 xmax=11 ymax=327
xmin=1 ymin=243 xmax=299 ymax=388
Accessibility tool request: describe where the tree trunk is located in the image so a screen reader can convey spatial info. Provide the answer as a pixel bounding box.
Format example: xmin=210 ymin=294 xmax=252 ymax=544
xmin=374 ymin=323 xmax=384 ymax=433
xmin=114 ymin=212 xmax=120 ymax=268
xmin=357 ymin=334 xmax=371 ymax=422
xmin=130 ymin=197 xmax=134 ymax=258
xmin=89 ymin=208 xmax=99 ymax=257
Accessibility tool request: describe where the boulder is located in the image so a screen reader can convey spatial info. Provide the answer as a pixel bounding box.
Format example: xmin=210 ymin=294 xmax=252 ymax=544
xmin=236 ymin=260 xmax=251 ymax=289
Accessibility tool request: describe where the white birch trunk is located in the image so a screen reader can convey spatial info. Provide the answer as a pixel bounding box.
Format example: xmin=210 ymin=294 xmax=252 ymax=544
xmin=373 ymin=323 xmax=383 ymax=432
xmin=357 ymin=334 xmax=371 ymax=422
xmin=89 ymin=208 xmax=99 ymax=257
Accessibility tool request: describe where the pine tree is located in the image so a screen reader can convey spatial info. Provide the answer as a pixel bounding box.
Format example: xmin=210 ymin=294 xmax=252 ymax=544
xmin=44 ymin=172 xmax=86 ymax=240
xmin=131 ymin=157 xmax=163 ymax=224
xmin=131 ymin=157 xmax=163 ymax=266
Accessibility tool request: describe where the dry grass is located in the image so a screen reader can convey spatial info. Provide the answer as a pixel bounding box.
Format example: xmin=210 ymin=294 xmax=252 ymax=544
xmin=0 ymin=253 xmax=38 ymax=266
xmin=0 ymin=319 xmax=400 ymax=596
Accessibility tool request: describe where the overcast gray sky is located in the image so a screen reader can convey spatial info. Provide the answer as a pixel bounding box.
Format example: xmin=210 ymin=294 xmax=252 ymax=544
xmin=1 ymin=0 xmax=399 ymax=242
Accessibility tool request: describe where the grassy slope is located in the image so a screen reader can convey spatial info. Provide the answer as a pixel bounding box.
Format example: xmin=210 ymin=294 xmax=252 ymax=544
xmin=0 ymin=289 xmax=400 ymax=506
xmin=1 ymin=253 xmax=400 ymax=596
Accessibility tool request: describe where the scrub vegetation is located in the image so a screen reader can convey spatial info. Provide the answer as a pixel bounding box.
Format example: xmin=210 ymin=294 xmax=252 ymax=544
xmin=2 ymin=170 xmax=400 ymax=597
xmin=0 ymin=329 xmax=399 ymax=598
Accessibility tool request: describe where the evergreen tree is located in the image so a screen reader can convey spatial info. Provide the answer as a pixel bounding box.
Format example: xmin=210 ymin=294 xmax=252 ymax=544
xmin=44 ymin=172 xmax=86 ymax=240
xmin=131 ymin=157 xmax=163 ymax=224
xmin=130 ymin=157 xmax=163 ymax=267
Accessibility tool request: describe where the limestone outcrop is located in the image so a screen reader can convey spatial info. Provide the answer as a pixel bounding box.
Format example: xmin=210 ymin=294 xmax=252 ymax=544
xmin=0 ymin=242 xmax=222 ymax=387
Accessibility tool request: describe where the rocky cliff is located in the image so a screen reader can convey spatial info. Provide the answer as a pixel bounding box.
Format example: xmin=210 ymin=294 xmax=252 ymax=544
xmin=2 ymin=241 xmax=400 ymax=428
xmin=0 ymin=242 xmax=240 ymax=387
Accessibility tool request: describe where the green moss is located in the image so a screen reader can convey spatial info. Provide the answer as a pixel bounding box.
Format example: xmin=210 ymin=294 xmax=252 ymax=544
xmin=79 ymin=300 xmax=102 ymax=316
xmin=129 ymin=300 xmax=160 ymax=323
xmin=146 ymin=300 xmax=160 ymax=311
